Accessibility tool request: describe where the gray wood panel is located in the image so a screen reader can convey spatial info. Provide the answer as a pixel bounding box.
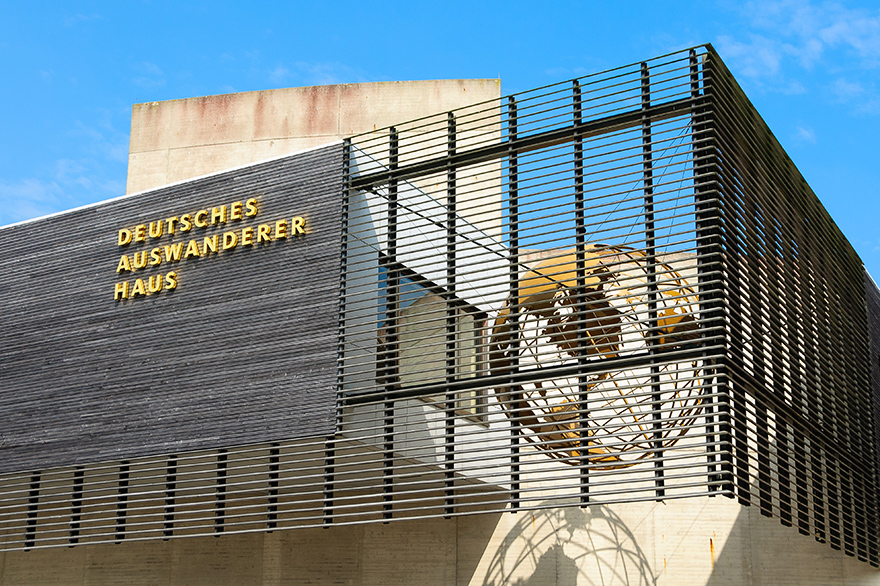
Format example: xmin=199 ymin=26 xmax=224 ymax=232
xmin=0 ymin=145 xmax=343 ymax=474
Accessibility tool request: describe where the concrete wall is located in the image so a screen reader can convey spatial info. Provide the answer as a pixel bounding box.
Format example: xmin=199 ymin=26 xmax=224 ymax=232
xmin=1 ymin=497 xmax=876 ymax=585
xmin=107 ymin=77 xmax=880 ymax=585
xmin=126 ymin=79 xmax=501 ymax=194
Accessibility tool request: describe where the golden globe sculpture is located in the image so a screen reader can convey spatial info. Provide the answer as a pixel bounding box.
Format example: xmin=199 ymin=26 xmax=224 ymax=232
xmin=488 ymin=245 xmax=706 ymax=469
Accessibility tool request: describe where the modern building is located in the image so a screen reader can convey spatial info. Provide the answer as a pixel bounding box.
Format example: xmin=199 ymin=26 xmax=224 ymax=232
xmin=1 ymin=45 xmax=879 ymax=585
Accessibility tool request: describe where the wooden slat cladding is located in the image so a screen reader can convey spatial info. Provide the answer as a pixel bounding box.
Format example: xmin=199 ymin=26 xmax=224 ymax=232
xmin=0 ymin=145 xmax=343 ymax=474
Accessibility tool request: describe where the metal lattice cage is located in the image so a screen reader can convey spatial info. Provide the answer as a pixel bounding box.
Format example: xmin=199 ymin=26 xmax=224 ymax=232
xmin=489 ymin=246 xmax=707 ymax=467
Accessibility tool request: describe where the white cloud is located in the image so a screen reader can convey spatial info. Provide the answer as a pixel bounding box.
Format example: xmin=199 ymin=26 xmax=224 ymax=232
xmin=832 ymin=77 xmax=865 ymax=100
xmin=740 ymin=0 xmax=880 ymax=68
xmin=106 ymin=142 xmax=129 ymax=164
xmin=69 ymin=117 xmax=130 ymax=164
xmin=64 ymin=13 xmax=100 ymax=27
xmin=54 ymin=156 xmax=124 ymax=194
xmin=717 ymin=1 xmax=880 ymax=111
xmin=268 ymin=66 xmax=291 ymax=85
xmin=816 ymin=6 xmax=880 ymax=61
xmin=0 ymin=154 xmax=127 ymax=227
xmin=715 ymin=34 xmax=800 ymax=93
xmin=140 ymin=62 xmax=164 ymax=76
xmin=0 ymin=179 xmax=62 ymax=226
xmin=218 ymin=50 xmax=367 ymax=89
xmin=0 ymin=168 xmax=125 ymax=228
xmin=132 ymin=61 xmax=166 ymax=88
xmin=55 ymin=159 xmax=87 ymax=181
xmin=827 ymin=76 xmax=880 ymax=113
xmin=544 ymin=66 xmax=593 ymax=80
xmin=716 ymin=34 xmax=784 ymax=78
xmin=1 ymin=110 xmax=129 ymax=226
xmin=264 ymin=60 xmax=368 ymax=88
xmin=794 ymin=124 xmax=817 ymax=144
xmin=852 ymin=95 xmax=880 ymax=114
xmin=293 ymin=61 xmax=350 ymax=86
xmin=781 ymin=80 xmax=808 ymax=95
xmin=132 ymin=77 xmax=165 ymax=88
xmin=789 ymin=37 xmax=824 ymax=69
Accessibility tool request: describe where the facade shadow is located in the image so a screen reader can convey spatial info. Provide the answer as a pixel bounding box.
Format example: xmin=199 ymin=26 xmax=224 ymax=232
xmin=478 ymin=503 xmax=656 ymax=586
xmin=705 ymin=501 xmax=879 ymax=585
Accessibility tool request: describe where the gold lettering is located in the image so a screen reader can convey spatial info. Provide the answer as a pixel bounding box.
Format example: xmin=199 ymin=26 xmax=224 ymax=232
xmin=230 ymin=201 xmax=243 ymax=220
xmin=148 ymin=274 xmax=163 ymax=293
xmin=132 ymin=250 xmax=148 ymax=269
xmin=211 ymin=206 xmax=227 ymax=225
xmin=291 ymin=216 xmax=306 ymax=235
xmin=242 ymin=226 xmax=254 ymax=246
xmin=222 ymin=231 xmax=238 ymax=250
xmin=114 ymin=281 xmax=129 ymax=300
xmin=184 ymin=239 xmax=201 ymax=259
xmin=275 ymin=219 xmax=288 ymax=239
xmin=165 ymin=271 xmax=179 ymax=290
xmin=131 ymin=278 xmax=146 ymax=297
xmin=194 ymin=210 xmax=208 ymax=228
xmin=118 ymin=228 xmax=132 ymax=246
xmin=149 ymin=221 xmax=163 ymax=238
xmin=116 ymin=255 xmax=132 ymax=273
xmin=166 ymin=216 xmax=179 ymax=235
xmin=134 ymin=224 xmax=147 ymax=242
xmin=203 ymin=235 xmax=219 ymax=254
xmin=257 ymin=224 xmax=272 ymax=243
xmin=180 ymin=214 xmax=193 ymax=232
xmin=149 ymin=247 xmax=162 ymax=266
xmin=245 ymin=198 xmax=258 ymax=217
xmin=164 ymin=242 xmax=184 ymax=262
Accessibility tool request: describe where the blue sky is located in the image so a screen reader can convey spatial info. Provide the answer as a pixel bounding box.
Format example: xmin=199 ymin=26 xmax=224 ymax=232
xmin=1 ymin=0 xmax=878 ymax=276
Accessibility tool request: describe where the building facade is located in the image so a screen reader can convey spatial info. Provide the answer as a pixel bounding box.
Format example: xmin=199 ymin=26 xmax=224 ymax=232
xmin=1 ymin=45 xmax=879 ymax=585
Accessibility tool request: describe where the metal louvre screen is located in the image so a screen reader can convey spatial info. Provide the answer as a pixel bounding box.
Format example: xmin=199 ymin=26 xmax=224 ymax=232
xmin=866 ymin=273 xmax=880 ymax=533
xmin=338 ymin=47 xmax=728 ymax=523
xmin=1 ymin=46 xmax=878 ymax=564
xmin=709 ymin=49 xmax=880 ymax=564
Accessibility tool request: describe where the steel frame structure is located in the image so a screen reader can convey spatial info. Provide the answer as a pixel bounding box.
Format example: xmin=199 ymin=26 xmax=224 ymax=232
xmin=1 ymin=45 xmax=878 ymax=566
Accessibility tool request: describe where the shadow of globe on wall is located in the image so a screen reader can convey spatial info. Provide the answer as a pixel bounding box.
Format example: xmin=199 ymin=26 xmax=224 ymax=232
xmin=481 ymin=504 xmax=657 ymax=586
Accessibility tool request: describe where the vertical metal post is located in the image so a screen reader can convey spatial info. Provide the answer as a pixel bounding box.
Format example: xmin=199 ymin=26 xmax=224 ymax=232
xmin=768 ymin=173 xmax=793 ymax=527
xmin=329 ymin=139 xmax=351 ymax=528
xmin=69 ymin=467 xmax=84 ymax=544
xmin=383 ymin=128 xmax=400 ymax=521
xmin=445 ymin=112 xmax=457 ymax=516
xmin=25 ymin=473 xmax=40 ymax=549
xmin=783 ymin=172 xmax=812 ymax=536
xmin=163 ymin=456 xmax=177 ymax=538
xmin=796 ymin=181 xmax=826 ymax=540
xmin=268 ymin=444 xmax=280 ymax=530
xmin=508 ymin=97 xmax=521 ymax=509
xmin=323 ymin=438 xmax=335 ymax=527
xmin=116 ymin=462 xmax=130 ymax=541
xmin=215 ymin=450 xmax=227 ymax=533
xmin=841 ymin=466 xmax=856 ymax=556
xmin=742 ymin=135 xmax=772 ymax=515
xmin=717 ymin=79 xmax=749 ymax=508
xmin=573 ymin=80 xmax=590 ymax=505
xmin=641 ymin=62 xmax=665 ymax=497
xmin=827 ymin=451 xmax=842 ymax=550
xmin=691 ymin=49 xmax=730 ymax=495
